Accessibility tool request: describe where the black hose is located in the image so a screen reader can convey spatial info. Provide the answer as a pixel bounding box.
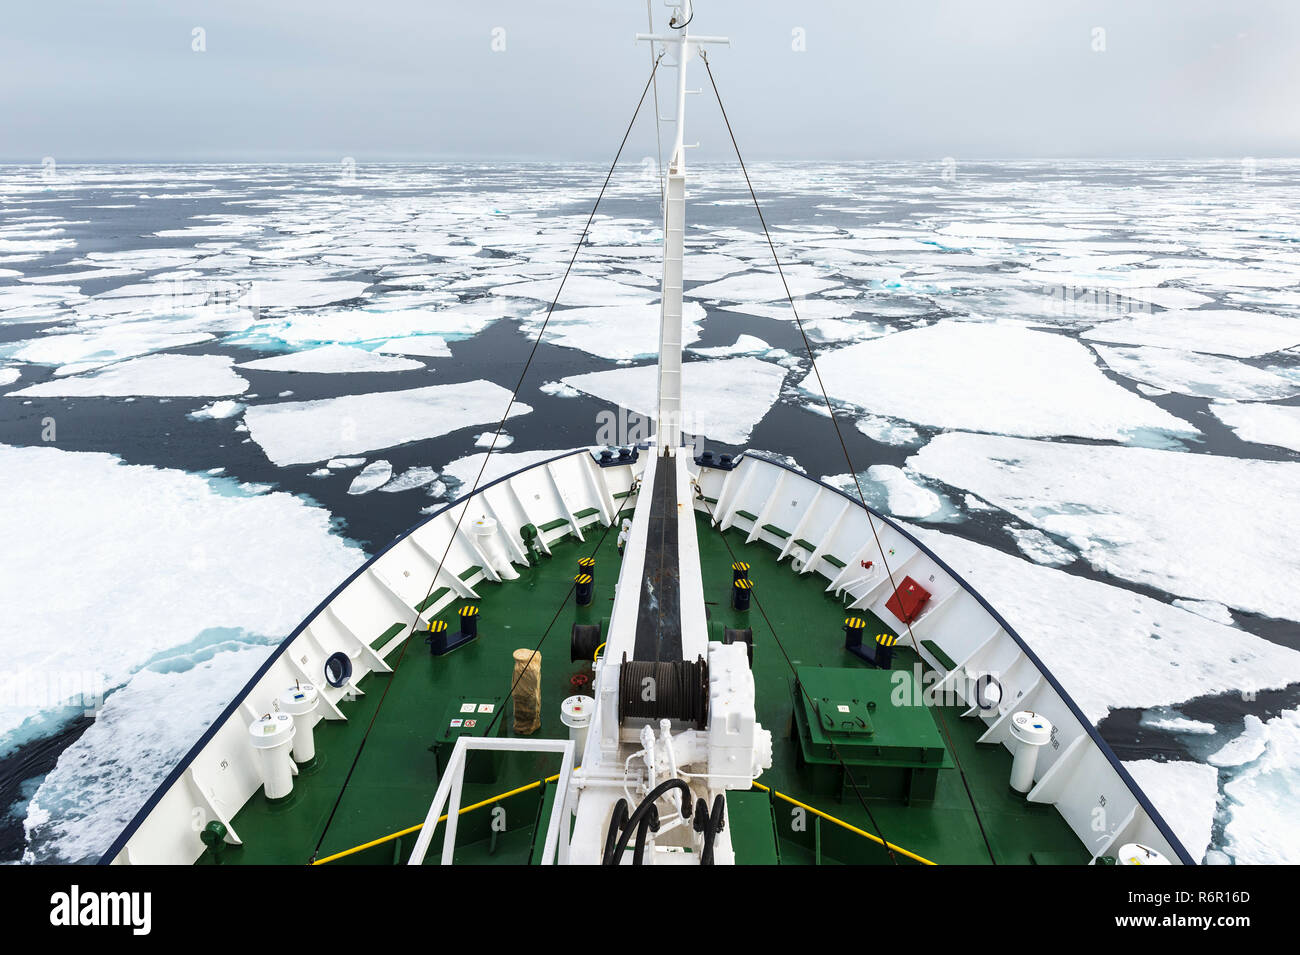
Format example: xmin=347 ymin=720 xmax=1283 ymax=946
xmin=601 ymin=798 xmax=630 ymax=866
xmin=631 ymin=805 xmax=660 ymax=866
xmin=603 ymin=778 xmax=693 ymax=865
xmin=700 ymin=794 xmax=727 ymax=866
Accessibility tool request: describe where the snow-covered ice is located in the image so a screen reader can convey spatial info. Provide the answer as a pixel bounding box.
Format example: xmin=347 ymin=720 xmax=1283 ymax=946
xmin=248 ymin=279 xmax=370 ymax=308
xmin=377 ymin=466 xmax=440 ymax=493
xmin=823 ymin=465 xmax=943 ymax=519
xmin=1006 ymin=525 xmax=1075 ymax=566
xmin=236 ymin=343 xmax=424 ymax=375
xmin=1082 ymin=310 xmax=1300 ymax=358
xmin=1222 ymin=708 xmax=1300 ymax=863
xmin=1210 ymin=401 xmax=1300 ymax=454
xmin=910 ymin=525 xmax=1300 ymax=722
xmin=242 ymin=380 xmax=532 ymax=465
xmin=1209 ymin=716 xmax=1269 ymax=769
xmin=803 ymin=322 xmax=1193 ymax=441
xmin=347 ymin=460 xmax=393 ymax=495
xmin=1139 ymin=714 xmax=1216 ymax=735
xmin=560 ymin=356 xmax=787 ymax=445
xmin=374 ymin=336 xmax=451 ymax=359
xmin=188 ymin=399 xmax=244 ymax=421
xmin=1173 ymin=600 xmax=1236 ymax=627
xmin=1122 ymin=759 xmax=1219 ymax=863
xmin=910 ymin=432 xmax=1300 ymax=621
xmin=687 ymin=266 xmax=840 ymax=302
xmin=1093 ymin=345 xmax=1300 ymax=401
xmin=474 ymin=431 xmax=514 ymax=449
xmin=523 ymin=303 xmax=705 ymax=361
xmin=22 ymin=644 xmax=270 ymax=863
xmin=10 ymin=354 xmax=249 ymax=398
xmin=5 ymin=326 xmax=215 ymax=375
xmin=490 ymin=275 xmax=651 ymax=307
xmin=0 ymin=444 xmax=363 ymax=757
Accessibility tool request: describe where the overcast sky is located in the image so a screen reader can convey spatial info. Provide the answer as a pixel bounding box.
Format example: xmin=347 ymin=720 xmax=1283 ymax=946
xmin=2 ymin=1 xmax=1297 ymax=163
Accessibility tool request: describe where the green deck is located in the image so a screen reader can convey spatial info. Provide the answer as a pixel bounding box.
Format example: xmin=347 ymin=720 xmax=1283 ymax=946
xmin=200 ymin=513 xmax=1088 ymax=866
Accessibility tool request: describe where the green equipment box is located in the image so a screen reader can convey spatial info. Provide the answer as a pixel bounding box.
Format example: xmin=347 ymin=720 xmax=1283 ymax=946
xmin=790 ymin=666 xmax=951 ymax=803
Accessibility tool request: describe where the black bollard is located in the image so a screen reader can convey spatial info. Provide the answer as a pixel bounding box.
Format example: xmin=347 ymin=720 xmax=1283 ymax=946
xmin=843 ymin=616 xmax=865 ymax=653
xmin=732 ymin=577 xmax=752 ymax=612
xmin=458 ymin=605 xmax=479 ymax=639
xmin=574 ymin=573 xmax=594 ymax=607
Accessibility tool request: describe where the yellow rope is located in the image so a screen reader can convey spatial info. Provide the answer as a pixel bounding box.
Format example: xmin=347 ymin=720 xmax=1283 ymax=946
xmin=312 ymin=773 xmax=561 ymax=865
xmin=750 ymin=781 xmax=937 ymax=866
xmin=593 ymin=641 xmax=606 ymax=662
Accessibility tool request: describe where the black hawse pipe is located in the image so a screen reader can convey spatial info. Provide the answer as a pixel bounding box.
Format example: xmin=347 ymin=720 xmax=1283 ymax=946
xmin=603 ymin=778 xmax=693 ymax=865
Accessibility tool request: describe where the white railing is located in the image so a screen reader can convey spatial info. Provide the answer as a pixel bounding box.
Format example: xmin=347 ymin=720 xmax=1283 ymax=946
xmin=406 ymin=736 xmax=577 ymax=866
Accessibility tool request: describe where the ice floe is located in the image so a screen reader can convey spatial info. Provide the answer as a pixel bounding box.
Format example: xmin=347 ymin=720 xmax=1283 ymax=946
xmin=1139 ymin=714 xmax=1216 ymax=735
xmin=0 ymin=444 xmax=363 ymax=759
xmin=377 ymin=466 xmax=440 ymax=493
xmin=1210 ymin=401 xmax=1300 ymax=454
xmin=523 ymin=303 xmax=705 ymax=361
xmin=834 ymin=465 xmax=943 ymax=519
xmin=188 ymin=399 xmax=245 ymax=421
xmin=540 ymin=380 xmax=580 ymax=398
xmin=854 ymin=414 xmax=921 ymax=446
xmin=236 ymin=344 xmax=425 ymax=375
xmin=560 ymin=356 xmax=787 ymax=445
xmin=909 ymin=432 xmax=1300 ymax=621
xmin=490 ymin=275 xmax=651 ymax=307
xmin=1006 ymin=525 xmax=1074 ymax=566
xmin=233 ymin=300 xmax=515 ymax=349
xmin=242 ymin=380 xmax=532 ymax=465
xmin=804 ymin=322 xmax=1192 ymax=441
xmin=249 ymin=279 xmax=370 ymax=308
xmin=1222 ymin=708 xmax=1300 ymax=863
xmin=687 ymin=266 xmax=840 ymax=302
xmin=1093 ymin=345 xmax=1300 ymax=401
xmin=474 ymin=431 xmax=515 ymax=449
xmin=1209 ymin=715 xmax=1269 ymax=768
xmin=347 ymin=460 xmax=393 ymax=495
xmin=1082 ymin=310 xmax=1300 ymax=358
xmin=374 ymin=336 xmax=451 ymax=359
xmin=688 ymin=334 xmax=774 ymax=358
xmin=909 ymin=525 xmax=1300 ymax=722
xmin=22 ymin=643 xmax=271 ymax=864
xmin=1172 ymin=600 xmax=1236 ymax=627
xmin=5 ymin=326 xmax=216 ymax=375
xmin=1121 ymin=760 xmax=1219 ymax=863
xmin=10 ymin=355 xmax=249 ymax=398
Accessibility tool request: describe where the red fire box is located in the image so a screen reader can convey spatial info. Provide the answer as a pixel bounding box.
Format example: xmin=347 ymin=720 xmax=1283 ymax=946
xmin=886 ymin=576 xmax=931 ymax=624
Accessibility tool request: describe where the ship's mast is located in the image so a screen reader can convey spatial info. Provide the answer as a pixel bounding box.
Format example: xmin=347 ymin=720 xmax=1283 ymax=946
xmin=638 ymin=3 xmax=729 ymax=454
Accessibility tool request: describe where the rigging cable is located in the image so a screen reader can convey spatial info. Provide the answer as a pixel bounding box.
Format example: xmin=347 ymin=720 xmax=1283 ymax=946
xmin=647 ymin=0 xmax=666 ymax=207
xmin=698 ymin=49 xmax=998 ymax=865
xmin=309 ymin=53 xmax=665 ymax=863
